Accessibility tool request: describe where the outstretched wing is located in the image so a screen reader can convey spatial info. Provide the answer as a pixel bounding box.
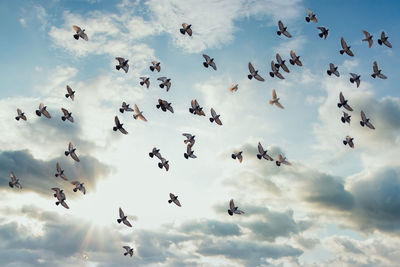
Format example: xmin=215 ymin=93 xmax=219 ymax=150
xmin=10 ymin=172 xmax=16 ymax=181
xmin=61 ymin=108 xmax=69 ymax=116
xmin=56 ymin=162 xmax=62 ymax=173
xmin=278 ymin=20 xmax=284 ymax=32
xmin=72 ymin=25 xmax=81 ymax=33
xmin=361 ymin=110 xmax=367 ymax=122
xmin=115 ymin=57 xmax=125 ymax=64
xmin=339 ymin=92 xmax=345 ymax=103
xmin=134 ymin=104 xmax=140 ymax=114
xmin=229 ymin=199 xmax=235 ymax=211
xmin=341 ymin=37 xmax=347 ymax=49
xmin=119 ymin=207 xmax=125 ymax=218
xmin=70 ymin=151 xmax=80 ymax=162
xmin=202 ymin=54 xmax=210 ymax=61
xmin=210 ymin=108 xmax=217 ymax=118
xmin=275 ymin=101 xmax=284 ymax=109
xmin=68 ymin=142 xmax=73 ymax=151
xmin=272 ymin=89 xmax=277 ymax=100
xmin=61 ymin=201 xmax=70 ymax=209
xmin=254 ymin=74 xmax=264 ymax=81
xmin=248 ymin=62 xmax=255 ymax=73
xmin=373 ymin=61 xmax=378 ymax=73
xmin=257 ymin=142 xmax=264 ymax=154
xmin=115 ymin=116 xmax=120 ymax=126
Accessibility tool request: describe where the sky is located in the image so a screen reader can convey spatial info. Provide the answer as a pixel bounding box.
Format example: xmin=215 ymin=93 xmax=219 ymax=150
xmin=1 ymin=0 xmax=400 ymax=266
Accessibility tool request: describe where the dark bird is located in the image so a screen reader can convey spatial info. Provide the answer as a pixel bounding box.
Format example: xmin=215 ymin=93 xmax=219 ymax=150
xmin=202 ymin=54 xmax=217 ymax=70
xmin=189 ymin=99 xmax=205 ymax=116
xmin=305 ymin=8 xmax=318 ymax=22
xmin=209 ymin=108 xmax=222 ymax=125
xmin=9 ymin=172 xmax=22 ymax=189
xmin=72 ymin=25 xmax=88 ymax=41
xmin=119 ymin=102 xmax=134 ymax=113
xmin=247 ymin=62 xmax=265 ymax=81
xmin=15 ymin=108 xmax=27 ymax=121
xmin=341 ymin=112 xmax=351 ymax=124
xmin=117 ymin=207 xmax=132 ymax=227
xmin=317 ymin=27 xmax=329 ymax=39
xmin=349 ymin=73 xmax=361 ymax=88
xmin=35 ymin=102 xmax=51 ymax=118
xmin=71 ymin=181 xmax=86 ymax=195
xmin=52 ymin=188 xmax=69 ymax=209
xmin=277 ymin=20 xmax=292 ymax=38
xmin=184 ymin=144 xmax=196 ymax=159
xmin=362 ymin=30 xmax=373 ymax=48
xmin=270 ymin=60 xmax=285 ymax=79
xmin=156 ymin=99 xmax=174 ymax=113
xmin=140 ymin=77 xmax=150 ymax=88
xmin=115 ymin=57 xmax=129 ymax=73
xmin=337 ymin=92 xmax=353 ymax=111
xmin=157 ymin=77 xmax=171 ymax=92
xmin=343 ymin=135 xmax=354 ymax=148
xmin=123 ymin=246 xmax=134 ymax=257
xmin=257 ymin=142 xmax=273 ymax=161
xmin=231 ymin=151 xmax=243 ymax=163
xmin=61 ymin=108 xmax=74 ymax=123
xmin=360 ymin=110 xmax=375 ymax=129
xmin=289 ymin=50 xmax=302 ymax=66
xmin=275 ymin=53 xmax=290 ymax=73
xmin=340 ymin=37 xmax=354 ymax=56
xmin=228 ymin=199 xmax=244 ymax=216
xmin=65 ymin=142 xmax=80 ymax=162
xmin=327 ymin=63 xmax=339 ymax=77
xmin=377 ymin=31 xmax=392 ymax=48
xmin=149 ymin=61 xmax=161 ymax=72
xmin=113 ymin=116 xmax=128 ymax=135
xmin=65 ymin=85 xmax=75 ymax=101
xmin=371 ymin=61 xmax=387 ymax=79
xmin=180 ymin=23 xmax=192 ymax=36
xmin=168 ymin=193 xmax=181 ymax=207
xmin=55 ymin=162 xmax=68 ymax=181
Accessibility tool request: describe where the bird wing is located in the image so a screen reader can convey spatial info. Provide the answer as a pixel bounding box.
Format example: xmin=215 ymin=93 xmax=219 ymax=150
xmin=264 ymin=154 xmax=274 ymax=161
xmin=237 ymin=154 xmax=243 ymax=163
xmin=341 ymin=37 xmax=347 ymax=49
xmin=348 ymin=139 xmax=354 ymax=148
xmin=343 ymin=104 xmax=353 ymax=112
xmin=61 ymin=201 xmax=69 ymax=209
xmin=281 ymin=63 xmax=290 ymax=73
xmin=366 ymin=121 xmax=375 ymax=130
xmin=362 ymin=30 xmax=370 ymax=38
xmin=174 ymin=199 xmax=181 ymax=207
xmin=209 ymin=61 xmax=217 ymax=70
xmin=361 ymin=110 xmax=367 ymax=122
xmin=51 ymin=187 xmax=60 ymax=193
xmin=377 ymin=73 xmax=387 ymax=79
xmin=290 ymin=50 xmax=296 ymax=60
xmin=339 ymin=92 xmax=345 ymax=103
xmin=115 ymin=57 xmax=125 ymax=64
xmin=234 ymin=209 xmax=244 ymax=215
xmin=72 ymin=25 xmax=81 ymax=33
xmin=275 ymin=101 xmax=284 ymax=109
xmin=355 ymin=78 xmax=360 ymax=87
xmin=69 ymin=142 xmax=73 ymax=151
xmin=276 ymin=53 xmax=283 ymax=64
xmin=17 ymin=108 xmax=22 ymax=116
xmin=278 ymin=20 xmax=284 ymax=31
xmin=276 ymin=72 xmax=285 ymax=79
xmin=81 ymin=186 xmax=86 ymax=194
xmin=380 ymin=31 xmax=386 ymax=40
xmin=70 ymin=151 xmax=80 ymax=162
xmin=248 ymin=62 xmax=255 ymax=73
xmin=317 ymin=27 xmax=325 ymax=32
xmin=42 ymin=108 xmax=51 ymax=118
xmin=257 ymin=142 xmax=264 ymax=154
xmin=373 ymin=61 xmax=378 ymax=73
xmin=167 ymin=104 xmax=174 ymax=113
xmin=157 ymin=77 xmax=167 ymax=82
xmin=186 ymin=27 xmax=192 ymax=36
xmin=271 ymin=61 xmax=277 ymax=72
xmin=71 ymin=181 xmax=80 ymax=186
xmin=119 ymin=207 xmax=125 ymax=218
xmin=383 ymin=39 xmax=392 ymax=48
xmin=123 ymin=246 xmax=131 ymax=252
xmin=329 ymin=63 xmax=335 ymax=71
xmin=56 ymin=162 xmax=61 ymax=173
xmin=10 ymin=172 xmax=16 ymax=181
xmin=39 ymin=102 xmax=44 ymax=110
xmin=67 ymin=85 xmax=73 ymax=95
xmin=115 ymin=116 xmax=120 ymax=126
xmin=191 ymin=100 xmax=197 ymax=109
xmin=307 ymin=8 xmax=313 ymax=16
xmin=202 ymin=54 xmax=210 ymax=61
xmin=283 ymin=30 xmax=292 ymax=38
xmin=138 ymin=114 xmax=147 ymax=122
xmin=169 ymin=193 xmax=175 ymax=200
xmin=254 ymin=74 xmax=265 ymax=81
xmin=278 ymin=154 xmax=283 ymax=162
xmin=272 ymin=89 xmax=277 ymax=100
xmin=122 ymin=65 xmax=129 ymax=73
xmin=210 ymin=108 xmax=217 ymax=118
xmin=134 ymin=104 xmax=140 ymax=114
xmin=61 ymin=108 xmax=69 ymax=116
xmin=119 ymin=127 xmax=128 ymax=135
xmin=215 ymin=117 xmax=222 ymax=125
xmin=229 ymin=199 xmax=235 ymax=211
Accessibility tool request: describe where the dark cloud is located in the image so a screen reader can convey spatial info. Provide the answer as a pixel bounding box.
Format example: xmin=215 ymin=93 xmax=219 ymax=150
xmin=180 ymin=219 xmax=241 ymax=237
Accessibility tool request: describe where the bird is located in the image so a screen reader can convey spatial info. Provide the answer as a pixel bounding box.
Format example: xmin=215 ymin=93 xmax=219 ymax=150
xmin=229 ymin=84 xmax=239 ymax=92
xmin=257 ymin=142 xmax=273 ymax=161
xmin=189 ymin=99 xmax=205 ymax=116
xmin=35 ymin=102 xmax=51 ymax=118
xmin=149 ymin=61 xmax=161 ymax=72
xmin=156 ymin=99 xmax=174 ymax=113
xmin=113 ymin=116 xmax=128 ymax=134
xmin=340 ymin=37 xmax=354 ymax=56
xmin=61 ymin=108 xmax=74 ymax=123
xmin=202 ymin=54 xmax=217 ymax=70
xmin=71 ymin=181 xmax=86 ymax=195
xmin=341 ymin=112 xmax=351 ymax=124
xmin=276 ymin=154 xmax=292 ymax=166
xmin=317 ymin=27 xmax=329 ymax=39
xmin=231 ymin=151 xmax=243 ymax=163
xmin=362 ymin=30 xmax=373 ymax=48
xmin=149 ymin=147 xmax=162 ymax=159
xmin=327 ymin=63 xmax=339 ymax=77
xmin=277 ymin=20 xmax=292 ymax=38
xmin=209 ymin=108 xmax=222 ymax=125
xmin=343 ymin=136 xmax=354 ymax=148
xmin=360 ymin=110 xmax=375 ymax=129
xmin=269 ymin=60 xmax=285 ymax=79
xmin=180 ymin=23 xmax=192 ymax=36
xmin=168 ymin=193 xmax=181 ymax=207
xmin=157 ymin=77 xmax=171 ymax=92
xmin=182 ymin=133 xmax=195 ymax=146
xmin=377 ymin=31 xmax=392 ymax=48
xmin=158 ymin=157 xmax=169 ymax=171
xmin=9 ymin=172 xmax=22 ymax=189
xmin=349 ymin=73 xmax=361 ymax=88
xmin=117 ymin=208 xmax=132 ymax=227
xmin=115 ymin=57 xmax=129 ymax=73
xmin=65 ymin=85 xmax=75 ymax=101
xmin=184 ymin=144 xmax=197 ymax=159
xmin=269 ymin=89 xmax=284 ymax=109
xmin=65 ymin=142 xmax=80 ymax=162
xmin=337 ymin=92 xmax=353 ymax=111
xmin=72 ymin=25 xmax=88 ymax=41
xmin=289 ymin=50 xmax=302 ymax=66
xmin=275 ymin=53 xmax=290 ymax=73
xmin=55 ymin=162 xmax=68 ymax=181
xmin=247 ymin=62 xmax=265 ymax=81
xmin=119 ymin=102 xmax=134 ymax=113
xmin=15 ymin=108 xmax=27 ymax=121
xmin=123 ymin=246 xmax=134 ymax=257
xmin=228 ymin=199 xmax=244 ymax=216
xmin=371 ymin=61 xmax=387 ymax=79
xmin=139 ymin=77 xmax=150 ymax=88
xmin=305 ymin=8 xmax=318 ymax=22
xmin=133 ymin=104 xmax=147 ymax=122
xmin=52 ymin=188 xmax=69 ymax=209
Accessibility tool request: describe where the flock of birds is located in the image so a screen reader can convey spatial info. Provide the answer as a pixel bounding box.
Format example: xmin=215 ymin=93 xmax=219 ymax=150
xmin=8 ymin=8 xmax=393 ymax=259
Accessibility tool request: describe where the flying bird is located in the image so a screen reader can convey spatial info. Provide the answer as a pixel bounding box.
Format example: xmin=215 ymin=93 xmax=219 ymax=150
xmin=113 ymin=116 xmax=128 ymax=134
xmin=180 ymin=23 xmax=192 ymax=36
xmin=349 ymin=73 xmax=361 ymax=88
xmin=337 ymin=92 xmax=353 ymax=111
xmin=257 ymin=142 xmax=273 ymax=161
xmin=231 ymin=151 xmax=243 ymax=163
xmin=362 ymin=30 xmax=373 ymax=48
xmin=55 ymin=162 xmax=68 ymax=181
xmin=276 ymin=154 xmax=292 ymax=166
xmin=269 ymin=89 xmax=284 ymax=109
xmin=360 ymin=110 xmax=375 ymax=129
xmin=189 ymin=99 xmax=205 ymax=116
xmin=341 ymin=112 xmax=351 ymax=124
xmin=61 ymin=108 xmax=74 ymax=123
xmin=65 ymin=142 xmax=80 ymax=162
xmin=248 ymin=62 xmax=265 ymax=81
xmin=72 ymin=25 xmax=88 ymax=41
xmin=149 ymin=147 xmax=162 ymax=159
xmin=115 ymin=57 xmax=129 ymax=73
xmin=65 ymin=85 xmax=75 ymax=101
xmin=139 ymin=77 xmax=150 ymax=88
xmin=317 ymin=27 xmax=329 ymax=39
xmin=371 ymin=61 xmax=387 ymax=79
xmin=158 ymin=157 xmax=169 ymax=171
xmin=123 ymin=246 xmax=134 ymax=257
xmin=209 ymin=108 xmax=222 ymax=125
xmin=168 ymin=193 xmax=181 ymax=207
xmin=9 ymin=172 xmax=22 ymax=189
xmin=228 ymin=199 xmax=244 ymax=216
xmin=133 ymin=104 xmax=147 ymax=122
xmin=182 ymin=133 xmax=195 ymax=146
xmin=117 ymin=208 xmax=132 ymax=227
xmin=327 ymin=63 xmax=339 ymax=77
xmin=52 ymin=188 xmax=69 ymax=209
xmin=275 ymin=53 xmax=290 ymax=73
xmin=202 ymin=54 xmax=217 ymax=70
xmin=35 ymin=102 xmax=51 ymax=118
xmin=229 ymin=84 xmax=239 ymax=92
xmin=305 ymin=8 xmax=318 ymax=22
xmin=156 ymin=99 xmax=174 ymax=113
xmin=15 ymin=108 xmax=27 ymax=121
xmin=149 ymin=61 xmax=161 ymax=72
xmin=377 ymin=31 xmax=392 ymax=48
xmin=270 ymin=60 xmax=285 ymax=79
xmin=340 ymin=37 xmax=354 ymax=56
xmin=119 ymin=102 xmax=134 ymax=113
xmin=289 ymin=50 xmax=302 ymax=66
xmin=343 ymin=136 xmax=354 ymax=148
xmin=71 ymin=181 xmax=86 ymax=195
xmin=277 ymin=20 xmax=292 ymax=38
xmin=184 ymin=144 xmax=197 ymax=159
xmin=157 ymin=77 xmax=171 ymax=92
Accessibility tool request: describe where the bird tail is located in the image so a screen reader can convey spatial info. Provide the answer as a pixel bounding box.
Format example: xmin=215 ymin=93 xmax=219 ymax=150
xmin=158 ymin=163 xmax=163 ymax=168
xmin=350 ymin=78 xmax=354 ymax=83
xmin=184 ymin=153 xmax=188 ymax=159
xmin=9 ymin=182 xmax=13 ymax=188
xmin=73 ymin=34 xmax=79 ymax=40
xmin=276 ymin=161 xmax=281 ymax=166
xmin=343 ymin=140 xmax=347 ymax=145
xmin=119 ymin=108 xmax=124 ymax=113
xmin=305 ymin=17 xmax=310 ymax=22
xmin=140 ymin=81 xmax=144 ymax=85
xmin=269 ymin=72 xmax=274 ymax=77
xmin=371 ymin=74 xmax=376 ymax=78
xmin=124 ymin=252 xmax=128 ymax=256
xmin=360 ymin=121 xmax=365 ymax=127
xmin=149 ymin=153 xmax=154 ymax=158
xmin=62 ymin=116 xmax=66 ymax=121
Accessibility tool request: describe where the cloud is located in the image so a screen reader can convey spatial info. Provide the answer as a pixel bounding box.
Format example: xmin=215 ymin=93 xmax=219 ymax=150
xmin=180 ymin=219 xmax=241 ymax=237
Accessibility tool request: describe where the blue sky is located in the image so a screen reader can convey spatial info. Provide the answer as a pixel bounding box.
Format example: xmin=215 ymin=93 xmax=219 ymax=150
xmin=1 ymin=0 xmax=400 ymax=266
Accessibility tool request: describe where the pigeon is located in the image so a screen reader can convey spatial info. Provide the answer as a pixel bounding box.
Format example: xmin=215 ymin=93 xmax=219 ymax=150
xmin=202 ymin=54 xmax=217 ymax=70
xmin=9 ymin=172 xmax=22 ymax=189
xmin=123 ymin=246 xmax=134 ymax=257
xmin=168 ymin=193 xmax=181 ymax=207
xmin=360 ymin=110 xmax=375 ymax=129
xmin=257 ymin=142 xmax=273 ymax=161
xmin=158 ymin=157 xmax=169 ymax=171
xmin=119 ymin=102 xmax=134 ymax=113
xmin=150 ymin=61 xmax=161 ymax=72
xmin=289 ymin=50 xmax=302 ymax=66
xmin=182 ymin=133 xmax=195 ymax=146
xmin=228 ymin=199 xmax=244 ymax=216
xmin=117 ymin=208 xmax=132 ymax=227
xmin=15 ymin=108 xmax=27 ymax=121
xmin=139 ymin=77 xmax=150 ymax=88
xmin=52 ymin=188 xmax=69 ymax=209
xmin=317 ymin=27 xmax=329 ymax=39
xmin=61 ymin=108 xmax=74 ymax=123
xmin=35 ymin=102 xmax=51 ymax=118
xmin=327 ymin=63 xmax=339 ymax=77
xmin=115 ymin=57 xmax=129 ymax=73
xmin=248 ymin=62 xmax=265 ymax=81
xmin=341 ymin=111 xmax=351 ymax=124
xmin=149 ymin=147 xmax=162 ymax=159
xmin=269 ymin=60 xmax=285 ymax=79
xmin=157 ymin=77 xmax=171 ymax=92
xmin=156 ymin=99 xmax=174 ymax=113
xmin=71 ymin=181 xmax=86 ymax=195
xmin=133 ymin=104 xmax=147 ymax=122
xmin=189 ymin=99 xmax=205 ymax=116
xmin=184 ymin=144 xmax=197 ymax=159
xmin=72 ymin=25 xmax=88 ymax=41
xmin=113 ymin=116 xmax=128 ymax=134
xmin=229 ymin=84 xmax=239 ymax=92
xmin=209 ymin=108 xmax=222 ymax=125
xmin=277 ymin=20 xmax=292 ymax=38
xmin=377 ymin=31 xmax=392 ymax=48
xmin=231 ymin=151 xmax=243 ymax=163
xmin=305 ymin=8 xmax=318 ymax=22
xmin=276 ymin=154 xmax=292 ymax=166
xmin=343 ymin=135 xmax=354 ymax=148
xmin=371 ymin=61 xmax=387 ymax=79
xmin=340 ymin=37 xmax=354 ymax=56
xmin=275 ymin=53 xmax=290 ymax=73
xmin=65 ymin=142 xmax=80 ymax=162
xmin=180 ymin=23 xmax=192 ymax=36
xmin=65 ymin=85 xmax=75 ymax=101
xmin=362 ymin=30 xmax=373 ymax=48
xmin=349 ymin=73 xmax=361 ymax=88
xmin=337 ymin=92 xmax=353 ymax=111
xmin=55 ymin=162 xmax=68 ymax=181
xmin=269 ymin=89 xmax=284 ymax=109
